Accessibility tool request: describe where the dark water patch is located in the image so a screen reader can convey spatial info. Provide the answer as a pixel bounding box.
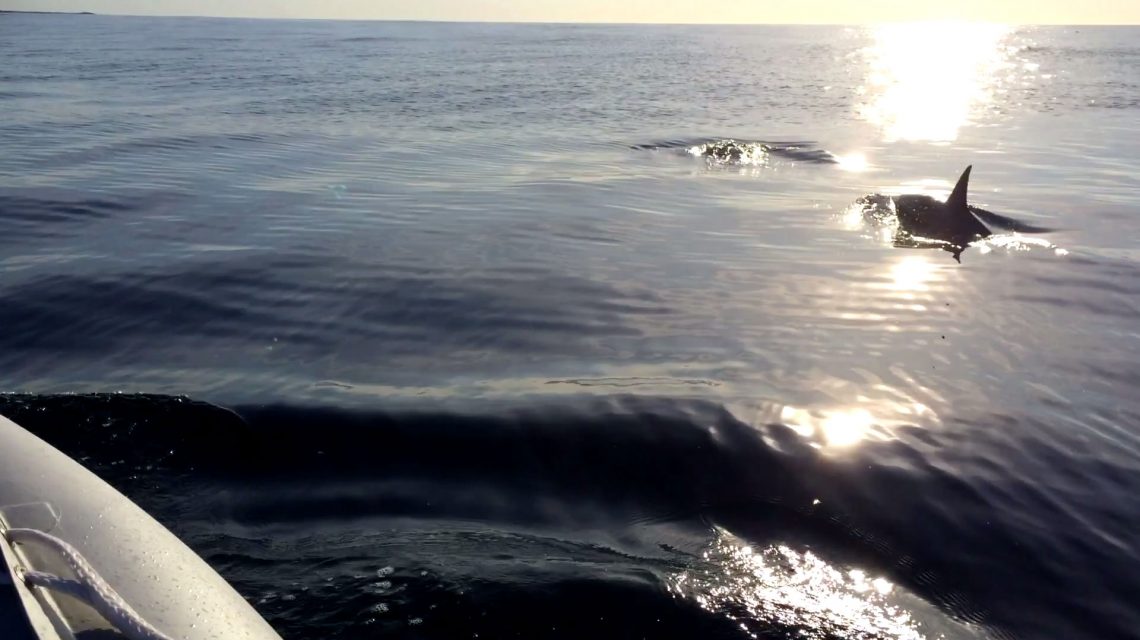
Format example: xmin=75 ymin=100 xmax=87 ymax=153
xmin=0 ymin=256 xmax=670 ymax=364
xmin=340 ymin=36 xmax=403 ymax=43
xmin=0 ymin=393 xmax=247 ymax=471
xmin=0 ymin=89 xmax=50 ymax=99
xmin=0 ymin=190 xmax=150 ymax=246
xmin=0 ymin=192 xmax=127 ymax=223
xmin=0 ymin=272 xmax=281 ymax=353
xmin=32 ymin=132 xmax=282 ymax=170
xmin=4 ymin=392 xmax=1139 ymax=638
xmin=0 ymin=73 xmax=63 ymax=83
xmin=0 ymin=394 xmax=1019 ymax=638
xmin=225 ymin=528 xmax=736 ymax=640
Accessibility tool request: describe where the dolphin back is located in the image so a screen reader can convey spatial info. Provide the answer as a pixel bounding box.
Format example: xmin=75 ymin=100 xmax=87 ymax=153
xmin=968 ymin=207 xmax=1054 ymax=233
xmin=952 ymin=165 xmax=1053 ymax=233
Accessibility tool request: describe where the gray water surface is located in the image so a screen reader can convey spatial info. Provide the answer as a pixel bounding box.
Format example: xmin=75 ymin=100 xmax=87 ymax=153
xmin=1 ymin=15 xmax=1138 ymax=640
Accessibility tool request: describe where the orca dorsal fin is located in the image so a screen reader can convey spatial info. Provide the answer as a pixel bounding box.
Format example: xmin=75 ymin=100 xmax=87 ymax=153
xmin=947 ymin=165 xmax=972 ymax=213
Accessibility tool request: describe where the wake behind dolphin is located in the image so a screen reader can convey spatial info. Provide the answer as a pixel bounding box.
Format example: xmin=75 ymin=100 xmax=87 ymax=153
xmin=853 ymin=166 xmax=1055 ymax=262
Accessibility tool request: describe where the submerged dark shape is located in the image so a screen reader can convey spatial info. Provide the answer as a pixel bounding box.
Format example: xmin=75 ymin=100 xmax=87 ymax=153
xmin=855 ymin=166 xmax=1053 ymax=262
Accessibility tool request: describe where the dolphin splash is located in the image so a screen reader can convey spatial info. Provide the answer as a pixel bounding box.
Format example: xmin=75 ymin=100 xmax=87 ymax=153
xmin=633 ymin=138 xmax=839 ymax=167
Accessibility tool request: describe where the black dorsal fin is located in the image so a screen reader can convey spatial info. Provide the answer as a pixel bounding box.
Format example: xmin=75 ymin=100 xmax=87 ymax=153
xmin=947 ymin=165 xmax=972 ymax=213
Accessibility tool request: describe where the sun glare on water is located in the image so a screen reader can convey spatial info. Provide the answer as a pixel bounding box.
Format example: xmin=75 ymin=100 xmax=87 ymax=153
xmin=834 ymin=152 xmax=870 ymax=173
xmin=857 ymin=22 xmax=1015 ymax=142
xmin=888 ymin=255 xmax=941 ymax=293
xmin=671 ymin=530 xmax=927 ymax=640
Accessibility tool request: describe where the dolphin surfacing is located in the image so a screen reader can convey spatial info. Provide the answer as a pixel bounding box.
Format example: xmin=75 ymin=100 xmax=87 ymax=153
xmin=855 ymin=165 xmax=1052 ymax=262
xmin=892 ymin=165 xmax=989 ymax=260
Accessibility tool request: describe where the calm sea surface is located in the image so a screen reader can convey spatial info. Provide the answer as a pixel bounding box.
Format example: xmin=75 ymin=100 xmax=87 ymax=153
xmin=1 ymin=14 xmax=1139 ymax=640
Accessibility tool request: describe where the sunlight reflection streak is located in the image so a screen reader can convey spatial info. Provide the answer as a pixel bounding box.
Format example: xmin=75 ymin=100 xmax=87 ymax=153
xmin=858 ymin=23 xmax=1014 ymax=142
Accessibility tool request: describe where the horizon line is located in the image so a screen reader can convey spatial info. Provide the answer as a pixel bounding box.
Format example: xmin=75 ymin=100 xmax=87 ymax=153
xmin=0 ymin=10 xmax=1136 ymax=26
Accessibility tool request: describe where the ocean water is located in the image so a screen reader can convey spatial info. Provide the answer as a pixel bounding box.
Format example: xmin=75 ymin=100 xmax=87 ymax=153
xmin=2 ymin=13 xmax=1139 ymax=640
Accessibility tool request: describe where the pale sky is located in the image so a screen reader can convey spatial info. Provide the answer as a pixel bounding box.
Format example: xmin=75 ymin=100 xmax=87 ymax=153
xmin=2 ymin=0 xmax=1138 ymax=24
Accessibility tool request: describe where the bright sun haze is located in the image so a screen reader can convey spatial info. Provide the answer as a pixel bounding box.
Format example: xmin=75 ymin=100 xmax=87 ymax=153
xmin=1 ymin=0 xmax=1138 ymax=23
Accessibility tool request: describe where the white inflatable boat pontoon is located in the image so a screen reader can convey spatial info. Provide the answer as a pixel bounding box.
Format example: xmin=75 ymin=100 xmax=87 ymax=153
xmin=0 ymin=413 xmax=282 ymax=640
